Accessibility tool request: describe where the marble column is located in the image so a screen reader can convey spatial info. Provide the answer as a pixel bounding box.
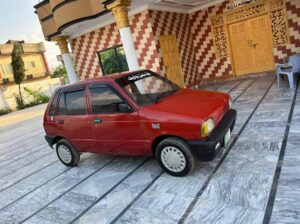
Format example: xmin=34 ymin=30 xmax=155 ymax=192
xmin=54 ymin=36 xmax=78 ymax=84
xmin=107 ymin=0 xmax=139 ymax=71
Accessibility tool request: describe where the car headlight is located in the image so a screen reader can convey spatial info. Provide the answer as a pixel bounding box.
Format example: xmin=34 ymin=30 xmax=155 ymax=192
xmin=201 ymin=119 xmax=215 ymax=137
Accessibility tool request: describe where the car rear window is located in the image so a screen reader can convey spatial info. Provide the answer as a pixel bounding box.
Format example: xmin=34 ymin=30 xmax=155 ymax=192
xmin=65 ymin=90 xmax=87 ymax=115
xmin=89 ymin=86 xmax=124 ymax=114
xmin=49 ymin=91 xmax=59 ymax=116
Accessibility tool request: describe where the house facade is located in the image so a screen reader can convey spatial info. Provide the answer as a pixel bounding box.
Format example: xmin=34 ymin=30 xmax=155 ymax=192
xmin=0 ymin=41 xmax=50 ymax=84
xmin=34 ymin=0 xmax=300 ymax=87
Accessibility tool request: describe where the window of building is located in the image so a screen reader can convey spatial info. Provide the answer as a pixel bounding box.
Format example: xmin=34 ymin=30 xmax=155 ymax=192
xmin=98 ymin=45 xmax=129 ymax=76
xmin=26 ymin=61 xmax=36 ymax=68
xmin=65 ymin=90 xmax=86 ymax=115
xmin=89 ymin=86 xmax=125 ymax=114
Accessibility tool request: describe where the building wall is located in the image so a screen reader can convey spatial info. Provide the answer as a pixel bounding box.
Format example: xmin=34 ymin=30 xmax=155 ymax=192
xmin=148 ymin=10 xmax=198 ymax=86
xmin=71 ymin=0 xmax=300 ymax=85
xmin=71 ymin=11 xmax=161 ymax=80
xmin=189 ymin=1 xmax=233 ymax=83
xmin=0 ymin=77 xmax=61 ymax=110
xmin=273 ymin=0 xmax=300 ymax=63
xmin=0 ymin=53 xmax=48 ymax=82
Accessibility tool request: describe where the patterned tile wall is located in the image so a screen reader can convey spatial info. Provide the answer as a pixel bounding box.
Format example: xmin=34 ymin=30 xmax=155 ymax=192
xmin=71 ymin=11 xmax=161 ymax=80
xmin=70 ymin=0 xmax=300 ymax=84
xmin=148 ymin=10 xmax=198 ymax=86
xmin=273 ymin=0 xmax=300 ymax=63
xmin=189 ymin=1 xmax=233 ymax=83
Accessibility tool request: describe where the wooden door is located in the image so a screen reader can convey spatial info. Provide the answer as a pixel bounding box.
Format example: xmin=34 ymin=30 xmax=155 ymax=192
xmin=229 ymin=21 xmax=254 ymax=75
xmin=229 ymin=15 xmax=274 ymax=75
xmin=248 ymin=15 xmax=275 ymax=73
xmin=159 ymin=35 xmax=185 ymax=87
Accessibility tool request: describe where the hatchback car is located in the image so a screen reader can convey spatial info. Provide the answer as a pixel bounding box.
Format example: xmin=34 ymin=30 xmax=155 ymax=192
xmin=44 ymin=70 xmax=236 ymax=176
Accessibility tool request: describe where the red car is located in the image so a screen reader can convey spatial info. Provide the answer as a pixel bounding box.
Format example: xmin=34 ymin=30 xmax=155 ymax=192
xmin=44 ymin=70 xmax=236 ymax=176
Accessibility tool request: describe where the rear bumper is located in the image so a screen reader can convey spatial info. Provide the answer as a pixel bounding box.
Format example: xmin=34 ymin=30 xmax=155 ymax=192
xmin=45 ymin=135 xmax=56 ymax=148
xmin=187 ymin=109 xmax=237 ymax=161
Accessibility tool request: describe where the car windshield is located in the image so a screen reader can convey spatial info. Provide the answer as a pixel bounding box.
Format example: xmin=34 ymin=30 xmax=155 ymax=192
xmin=115 ymin=71 xmax=180 ymax=107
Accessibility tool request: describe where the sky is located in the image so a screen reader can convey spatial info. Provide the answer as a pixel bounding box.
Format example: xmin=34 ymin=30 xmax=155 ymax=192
xmin=0 ymin=0 xmax=61 ymax=70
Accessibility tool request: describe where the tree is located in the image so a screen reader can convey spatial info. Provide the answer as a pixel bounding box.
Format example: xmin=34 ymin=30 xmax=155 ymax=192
xmin=11 ymin=42 xmax=25 ymax=106
xmin=50 ymin=65 xmax=69 ymax=84
xmin=51 ymin=65 xmax=66 ymax=78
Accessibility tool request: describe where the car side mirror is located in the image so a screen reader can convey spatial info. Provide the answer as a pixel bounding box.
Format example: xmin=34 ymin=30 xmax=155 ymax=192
xmin=118 ymin=103 xmax=132 ymax=113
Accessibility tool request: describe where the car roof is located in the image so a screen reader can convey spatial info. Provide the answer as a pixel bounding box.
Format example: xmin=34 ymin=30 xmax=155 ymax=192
xmin=58 ymin=69 xmax=149 ymax=91
xmin=58 ymin=69 xmax=149 ymax=90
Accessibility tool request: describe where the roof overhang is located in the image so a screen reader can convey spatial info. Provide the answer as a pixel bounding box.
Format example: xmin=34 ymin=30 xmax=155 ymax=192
xmin=34 ymin=0 xmax=225 ymax=41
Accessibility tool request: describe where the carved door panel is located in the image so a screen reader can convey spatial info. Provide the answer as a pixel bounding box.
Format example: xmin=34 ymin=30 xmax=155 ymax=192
xmin=159 ymin=35 xmax=185 ymax=87
xmin=229 ymin=15 xmax=275 ymax=75
xmin=229 ymin=21 xmax=254 ymax=75
xmin=248 ymin=15 xmax=275 ymax=73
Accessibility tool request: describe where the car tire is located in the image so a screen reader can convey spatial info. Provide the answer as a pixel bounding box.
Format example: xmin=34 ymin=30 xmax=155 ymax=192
xmin=156 ymin=137 xmax=195 ymax=176
xmin=56 ymin=139 xmax=80 ymax=166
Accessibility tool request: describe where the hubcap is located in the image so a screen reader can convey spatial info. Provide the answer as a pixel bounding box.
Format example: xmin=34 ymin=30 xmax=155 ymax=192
xmin=161 ymin=146 xmax=186 ymax=172
xmin=57 ymin=145 xmax=72 ymax=164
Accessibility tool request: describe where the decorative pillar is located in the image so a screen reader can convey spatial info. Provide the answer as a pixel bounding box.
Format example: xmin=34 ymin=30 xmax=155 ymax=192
xmin=54 ymin=36 xmax=78 ymax=84
xmin=107 ymin=0 xmax=139 ymax=71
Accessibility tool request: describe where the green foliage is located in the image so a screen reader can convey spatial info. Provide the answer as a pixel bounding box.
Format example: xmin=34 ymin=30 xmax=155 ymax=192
xmin=50 ymin=65 xmax=69 ymax=84
xmin=24 ymin=87 xmax=50 ymax=106
xmin=51 ymin=65 xmax=66 ymax=78
xmin=15 ymin=95 xmax=25 ymax=110
xmin=0 ymin=108 xmax=12 ymax=116
xmin=99 ymin=47 xmax=129 ymax=75
xmin=11 ymin=42 xmax=25 ymax=105
xmin=14 ymin=88 xmax=50 ymax=110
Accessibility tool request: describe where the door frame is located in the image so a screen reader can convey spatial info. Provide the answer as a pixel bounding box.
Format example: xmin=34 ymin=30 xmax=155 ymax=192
xmin=158 ymin=35 xmax=185 ymax=87
xmin=227 ymin=12 xmax=275 ymax=76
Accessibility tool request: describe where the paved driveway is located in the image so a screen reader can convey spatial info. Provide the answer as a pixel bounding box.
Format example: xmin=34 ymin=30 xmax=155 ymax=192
xmin=0 ymin=76 xmax=299 ymax=224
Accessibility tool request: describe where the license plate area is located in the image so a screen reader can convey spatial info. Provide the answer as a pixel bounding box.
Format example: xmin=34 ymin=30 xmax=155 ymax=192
xmin=224 ymin=129 xmax=231 ymax=146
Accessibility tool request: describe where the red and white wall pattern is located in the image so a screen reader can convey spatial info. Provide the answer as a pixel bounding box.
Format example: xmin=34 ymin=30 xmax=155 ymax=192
xmin=71 ymin=11 xmax=161 ymax=80
xmin=71 ymin=0 xmax=300 ymax=86
xmin=273 ymin=0 xmax=300 ymax=63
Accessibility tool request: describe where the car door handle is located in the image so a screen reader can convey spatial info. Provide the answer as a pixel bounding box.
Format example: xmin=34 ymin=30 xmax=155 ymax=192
xmin=94 ymin=118 xmax=102 ymax=123
xmin=58 ymin=120 xmax=64 ymax=124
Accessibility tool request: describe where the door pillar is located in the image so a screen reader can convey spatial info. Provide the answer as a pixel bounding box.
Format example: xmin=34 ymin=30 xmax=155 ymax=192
xmin=107 ymin=0 xmax=139 ymax=71
xmin=54 ymin=36 xmax=78 ymax=83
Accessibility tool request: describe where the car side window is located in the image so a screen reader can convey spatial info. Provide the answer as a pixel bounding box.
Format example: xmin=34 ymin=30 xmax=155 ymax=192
xmin=58 ymin=93 xmax=66 ymax=116
xmin=49 ymin=91 xmax=60 ymax=116
xmin=65 ymin=90 xmax=87 ymax=116
xmin=89 ymin=86 xmax=126 ymax=114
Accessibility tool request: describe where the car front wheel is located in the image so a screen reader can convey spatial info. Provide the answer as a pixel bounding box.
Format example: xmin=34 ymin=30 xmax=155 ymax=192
xmin=56 ymin=139 xmax=80 ymax=166
xmin=156 ymin=137 xmax=195 ymax=176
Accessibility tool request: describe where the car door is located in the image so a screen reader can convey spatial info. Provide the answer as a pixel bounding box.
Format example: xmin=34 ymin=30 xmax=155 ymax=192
xmin=87 ymin=83 xmax=145 ymax=155
xmin=55 ymin=87 xmax=93 ymax=152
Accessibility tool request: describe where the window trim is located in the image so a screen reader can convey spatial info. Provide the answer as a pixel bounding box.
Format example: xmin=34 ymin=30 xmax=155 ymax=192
xmin=57 ymin=89 xmax=88 ymax=116
xmin=87 ymin=83 xmax=134 ymax=115
xmin=57 ymin=92 xmax=67 ymax=116
xmin=48 ymin=90 xmax=60 ymax=116
xmin=97 ymin=45 xmax=128 ymax=76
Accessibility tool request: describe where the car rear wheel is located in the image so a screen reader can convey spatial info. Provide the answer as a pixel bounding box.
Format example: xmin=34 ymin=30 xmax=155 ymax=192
xmin=156 ymin=137 xmax=195 ymax=176
xmin=56 ymin=139 xmax=80 ymax=166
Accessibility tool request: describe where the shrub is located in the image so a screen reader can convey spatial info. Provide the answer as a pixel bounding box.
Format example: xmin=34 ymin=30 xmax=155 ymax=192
xmin=0 ymin=108 xmax=12 ymax=116
xmin=24 ymin=87 xmax=50 ymax=106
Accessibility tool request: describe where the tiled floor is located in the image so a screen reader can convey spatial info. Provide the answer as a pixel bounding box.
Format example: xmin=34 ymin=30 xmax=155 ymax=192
xmin=0 ymin=75 xmax=299 ymax=224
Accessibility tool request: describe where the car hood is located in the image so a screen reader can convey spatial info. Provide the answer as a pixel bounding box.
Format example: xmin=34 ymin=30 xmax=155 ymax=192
xmin=143 ymin=88 xmax=229 ymax=124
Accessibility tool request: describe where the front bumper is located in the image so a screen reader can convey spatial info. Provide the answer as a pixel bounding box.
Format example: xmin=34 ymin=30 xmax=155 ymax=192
xmin=187 ymin=109 xmax=237 ymax=161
